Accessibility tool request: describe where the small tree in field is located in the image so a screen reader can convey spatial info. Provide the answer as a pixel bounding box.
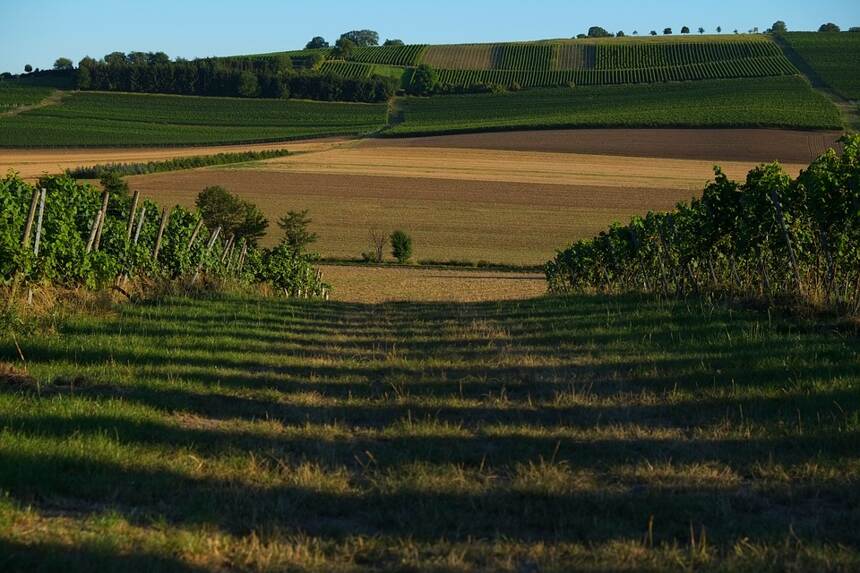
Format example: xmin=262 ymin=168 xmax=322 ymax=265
xmin=650 ymin=30 xmax=657 ymax=36
xmin=278 ymin=210 xmax=318 ymax=254
xmin=698 ymin=27 xmax=705 ymax=34
xmin=716 ymin=26 xmax=722 ymax=33
xmin=54 ymin=57 xmax=73 ymax=70
xmin=664 ymin=28 xmax=673 ymax=35
xmin=390 ymin=230 xmax=412 ymax=264
xmin=681 ymin=26 xmax=690 ymax=34
xmin=818 ymin=23 xmax=841 ymax=33
xmin=24 ymin=64 xmax=32 ymax=73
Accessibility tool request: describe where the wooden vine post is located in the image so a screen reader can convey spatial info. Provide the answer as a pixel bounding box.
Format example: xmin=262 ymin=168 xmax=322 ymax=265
xmin=27 ymin=189 xmax=47 ymax=305
xmin=126 ymin=191 xmax=140 ymax=242
xmin=152 ymin=208 xmax=171 ymax=261
xmin=768 ymin=188 xmax=804 ymax=296
xmin=7 ymin=188 xmax=41 ymax=308
xmin=86 ymin=191 xmax=110 ymax=254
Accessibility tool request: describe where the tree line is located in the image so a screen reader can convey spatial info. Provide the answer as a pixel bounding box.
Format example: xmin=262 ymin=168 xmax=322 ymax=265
xmin=579 ymin=21 xmax=857 ymax=38
xmin=74 ymin=52 xmax=397 ymax=103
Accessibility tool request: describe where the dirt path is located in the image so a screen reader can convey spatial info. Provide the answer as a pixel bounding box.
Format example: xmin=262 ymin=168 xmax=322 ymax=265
xmin=0 ymin=90 xmax=65 ymax=118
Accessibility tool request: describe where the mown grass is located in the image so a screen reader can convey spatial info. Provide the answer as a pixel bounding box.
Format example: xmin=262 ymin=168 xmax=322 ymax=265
xmin=0 ymin=92 xmax=388 ymax=147
xmin=0 ymin=293 xmax=858 ymax=571
xmin=388 ymin=76 xmax=842 ymax=136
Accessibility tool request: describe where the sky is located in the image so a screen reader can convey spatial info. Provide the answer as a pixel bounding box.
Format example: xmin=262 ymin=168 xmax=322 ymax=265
xmin=1 ymin=0 xmax=858 ymax=74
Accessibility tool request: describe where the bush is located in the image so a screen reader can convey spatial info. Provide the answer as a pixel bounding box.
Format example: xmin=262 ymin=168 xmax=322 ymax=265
xmin=390 ymin=230 xmax=413 ymax=264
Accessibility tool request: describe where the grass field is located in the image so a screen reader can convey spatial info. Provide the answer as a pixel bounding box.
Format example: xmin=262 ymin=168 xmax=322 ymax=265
xmin=781 ymin=32 xmax=860 ymax=100
xmin=1 ymin=293 xmax=858 ymax=571
xmin=0 ymin=92 xmax=388 ymax=147
xmin=388 ymin=77 xmax=842 ymax=136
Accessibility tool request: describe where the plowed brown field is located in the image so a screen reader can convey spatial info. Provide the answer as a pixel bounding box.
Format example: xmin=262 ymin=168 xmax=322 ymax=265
xmin=367 ymin=129 xmax=843 ymax=163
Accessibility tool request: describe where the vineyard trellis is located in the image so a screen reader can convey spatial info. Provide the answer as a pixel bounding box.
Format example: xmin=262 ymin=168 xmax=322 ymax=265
xmin=434 ymin=56 xmax=796 ymax=88
xmin=546 ymin=136 xmax=860 ymax=315
xmin=1 ymin=174 xmax=329 ymax=301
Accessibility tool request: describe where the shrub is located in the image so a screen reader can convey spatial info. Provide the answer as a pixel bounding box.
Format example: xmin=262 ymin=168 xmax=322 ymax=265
xmin=390 ymin=230 xmax=413 ymax=264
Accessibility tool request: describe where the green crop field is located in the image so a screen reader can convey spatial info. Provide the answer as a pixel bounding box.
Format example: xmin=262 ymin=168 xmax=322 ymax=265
xmin=388 ymin=76 xmax=842 ymax=136
xmin=0 ymin=91 xmax=387 ymax=147
xmin=1 ymin=293 xmax=858 ymax=571
xmin=0 ymin=85 xmax=54 ymax=112
xmin=781 ymin=32 xmax=860 ymax=100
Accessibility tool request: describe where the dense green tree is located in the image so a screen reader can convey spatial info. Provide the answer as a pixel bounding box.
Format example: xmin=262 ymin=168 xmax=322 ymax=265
xmin=409 ymin=64 xmax=438 ymax=96
xmin=587 ymin=26 xmax=612 ymax=38
xmin=390 ymin=231 xmax=413 ymax=264
xmin=771 ymin=21 xmax=788 ymax=33
xmin=616 ymin=31 xmax=625 ymax=37
xmin=104 ymin=51 xmax=127 ymax=66
xmin=383 ymin=39 xmax=405 ymax=46
xmin=306 ymin=36 xmax=329 ymax=49
xmin=717 ymin=26 xmax=722 ymax=33
xmin=24 ymin=64 xmax=32 ymax=73
xmin=128 ymin=52 xmax=148 ymax=65
xmin=237 ymin=71 xmax=259 ymax=97
xmin=53 ymin=57 xmax=73 ymax=70
xmin=681 ymin=26 xmax=690 ymax=34
xmin=333 ymin=37 xmax=356 ymax=59
xmin=196 ymin=186 xmax=268 ymax=244
xmin=819 ymin=23 xmax=841 ymax=32
xmin=277 ymin=210 xmax=318 ymax=253
xmin=664 ymin=28 xmax=673 ymax=35
xmin=147 ymin=52 xmax=170 ymax=65
xmin=339 ymin=30 xmax=379 ymax=47
xmin=850 ymin=27 xmax=860 ymax=32
xmin=650 ymin=30 xmax=657 ymax=36
xmin=576 ymin=34 xmax=588 ymax=39
xmin=698 ymin=27 xmax=705 ymax=34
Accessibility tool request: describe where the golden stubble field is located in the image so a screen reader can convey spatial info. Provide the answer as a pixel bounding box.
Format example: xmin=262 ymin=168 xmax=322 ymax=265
xmin=124 ymin=138 xmax=809 ymax=265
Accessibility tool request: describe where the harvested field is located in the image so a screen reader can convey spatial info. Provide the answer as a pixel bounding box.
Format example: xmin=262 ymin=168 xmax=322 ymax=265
xmin=367 ymin=128 xmax=844 ymax=163
xmin=420 ymin=44 xmax=496 ymax=70
xmin=243 ymin=144 xmax=808 ymax=189
xmin=127 ymin=144 xmax=807 ymax=264
xmin=319 ymin=265 xmax=545 ymax=303
xmin=0 ymin=138 xmax=353 ymax=180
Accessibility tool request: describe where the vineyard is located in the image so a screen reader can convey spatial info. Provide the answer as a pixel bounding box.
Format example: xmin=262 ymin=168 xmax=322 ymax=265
xmin=337 ymin=36 xmax=804 ymax=91
xmin=434 ymin=56 xmax=796 ymax=88
xmin=350 ymin=45 xmax=427 ymax=66
xmin=593 ymin=40 xmax=785 ymax=69
xmin=0 ymin=85 xmax=53 ymax=112
xmin=546 ymin=136 xmax=860 ymax=315
xmin=319 ymin=61 xmax=374 ymax=78
xmin=0 ymin=92 xmax=387 ymax=147
xmin=388 ymin=77 xmax=842 ymax=136
xmin=0 ymin=173 xmax=327 ymax=299
xmin=781 ymin=32 xmax=860 ymax=99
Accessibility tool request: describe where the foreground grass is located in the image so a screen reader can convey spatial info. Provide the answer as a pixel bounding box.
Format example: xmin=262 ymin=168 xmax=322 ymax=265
xmin=0 ymin=294 xmax=858 ymax=572
xmin=388 ymin=77 xmax=842 ymax=136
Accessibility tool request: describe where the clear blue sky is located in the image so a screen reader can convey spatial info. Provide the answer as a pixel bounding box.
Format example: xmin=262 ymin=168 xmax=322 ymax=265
xmin=1 ymin=0 xmax=858 ymax=74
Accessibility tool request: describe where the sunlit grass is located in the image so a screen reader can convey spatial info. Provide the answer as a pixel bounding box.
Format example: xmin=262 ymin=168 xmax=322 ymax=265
xmin=0 ymin=293 xmax=858 ymax=571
